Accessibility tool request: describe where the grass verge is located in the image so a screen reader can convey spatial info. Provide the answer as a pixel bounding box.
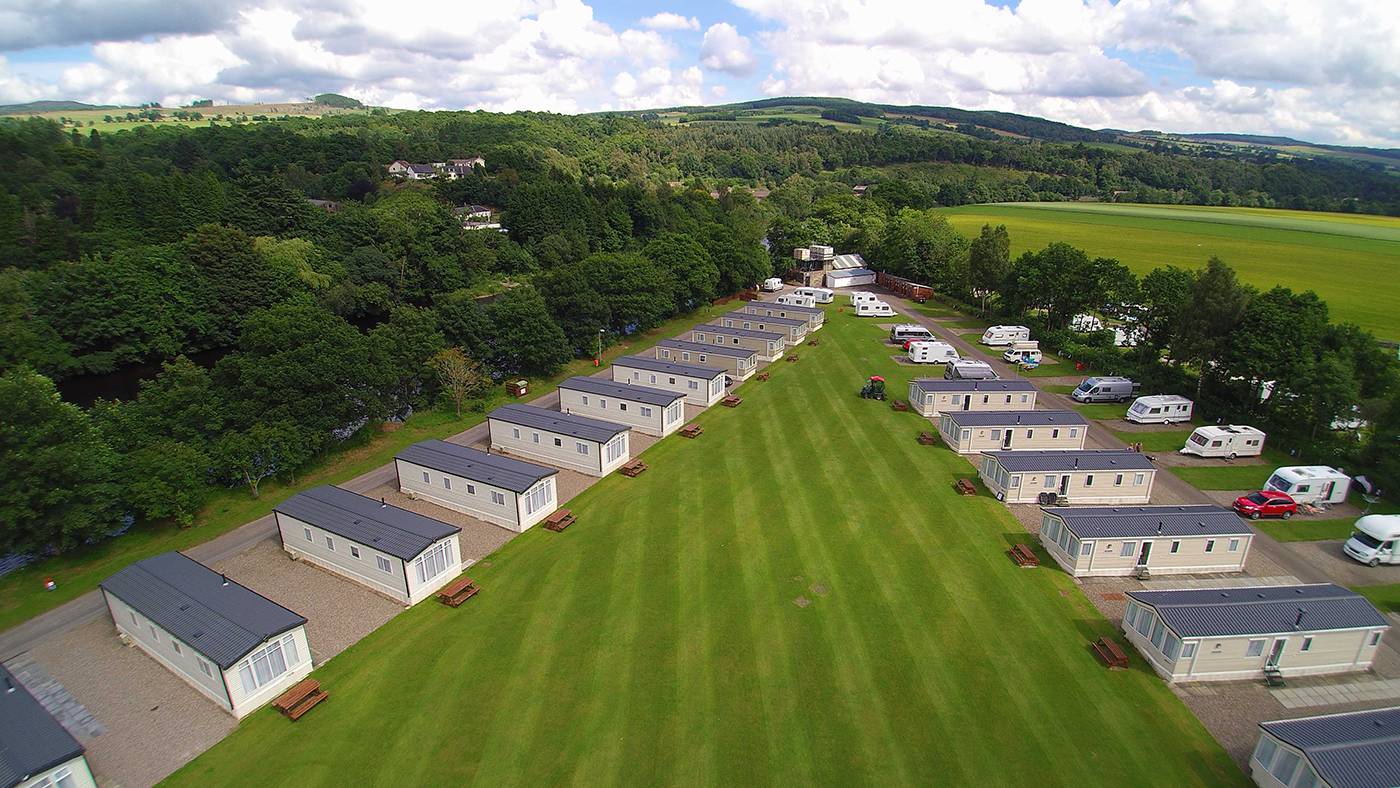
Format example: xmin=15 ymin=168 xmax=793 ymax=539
xmin=1252 ymin=519 xmax=1359 ymax=542
xmin=1354 ymin=584 xmax=1400 ymax=614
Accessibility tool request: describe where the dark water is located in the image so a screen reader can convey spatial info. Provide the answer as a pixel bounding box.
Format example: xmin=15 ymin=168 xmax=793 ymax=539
xmin=57 ymin=346 xmax=231 ymax=407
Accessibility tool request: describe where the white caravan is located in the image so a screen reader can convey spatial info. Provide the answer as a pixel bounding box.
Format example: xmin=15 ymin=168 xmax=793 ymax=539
xmin=794 ymin=287 xmax=835 ymax=304
xmin=775 ymin=293 xmax=817 ymax=307
xmin=944 ymin=360 xmax=998 ymax=380
xmin=1070 ymin=314 xmax=1104 ymax=332
xmin=980 ymin=325 xmax=1031 ymax=346
xmin=890 ymin=324 xmax=935 ymax=344
xmin=1344 ymin=515 xmax=1400 ymax=566
xmin=849 ymin=291 xmax=879 ymax=306
xmin=1264 ymin=466 xmax=1350 ymax=506
xmin=761 ymin=277 xmax=784 ymax=292
xmin=1001 ymin=341 xmax=1041 ymax=364
xmin=1179 ymin=425 xmax=1265 ymax=459
xmin=1126 ymin=395 xmax=1194 ymax=424
xmin=855 ymin=300 xmax=895 ymax=317
xmin=907 ymin=341 xmax=960 ymax=364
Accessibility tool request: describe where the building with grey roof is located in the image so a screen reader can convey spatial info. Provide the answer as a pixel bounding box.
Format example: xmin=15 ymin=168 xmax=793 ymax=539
xmin=908 ymin=378 xmax=1038 ymax=416
xmin=100 ymin=552 xmax=313 ymax=718
xmin=488 ymin=403 xmax=631 ymax=477
xmin=980 ymin=450 xmax=1156 ymax=505
xmin=1038 ymin=504 xmax=1251 ymax=578
xmin=395 ymin=440 xmax=558 ymax=533
xmin=610 ymin=355 xmax=728 ymax=407
xmin=937 ymin=410 xmax=1088 ymax=454
xmin=274 ymin=485 xmax=463 ymax=603
xmin=739 ymin=301 xmax=824 ymax=332
xmin=558 ymin=376 xmax=686 ymax=437
xmin=720 ymin=311 xmax=808 ymax=344
xmin=1122 ymin=584 xmax=1388 ymax=682
xmin=0 ymin=664 xmax=95 ymax=788
xmin=688 ymin=323 xmax=786 ymax=361
xmin=654 ymin=339 xmax=758 ymax=381
xmin=1251 ymin=706 xmax=1400 ymax=788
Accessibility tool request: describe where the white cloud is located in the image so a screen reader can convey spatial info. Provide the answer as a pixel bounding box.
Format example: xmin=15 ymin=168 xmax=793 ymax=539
xmin=639 ymin=12 xmax=699 ymax=31
xmin=699 ymin=22 xmax=756 ymax=76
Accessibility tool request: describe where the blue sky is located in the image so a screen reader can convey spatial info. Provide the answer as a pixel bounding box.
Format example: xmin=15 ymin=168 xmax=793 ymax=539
xmin=1 ymin=0 xmax=1396 ymax=147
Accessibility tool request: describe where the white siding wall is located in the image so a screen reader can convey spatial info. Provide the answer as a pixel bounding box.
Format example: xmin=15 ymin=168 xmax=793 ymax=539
xmin=689 ymin=329 xmax=784 ymax=361
xmin=395 ymin=457 xmax=556 ymax=531
xmin=611 ymin=365 xmax=725 ymax=407
xmin=559 ymin=387 xmax=679 ymax=437
xmin=104 ymin=591 xmax=233 ymax=711
xmin=909 ymin=385 xmax=1037 ymax=417
xmin=275 ymin=511 xmax=412 ymax=602
xmin=16 ymin=756 xmax=97 ymax=788
xmin=980 ymin=465 xmax=1155 ymax=505
xmin=402 ymin=536 xmax=465 ymax=605
xmin=938 ymin=416 xmax=1086 ymax=454
xmin=655 ymin=346 xmax=756 ymax=380
xmin=221 ymin=626 xmax=313 ymax=717
xmin=488 ymin=418 xmax=630 ymax=476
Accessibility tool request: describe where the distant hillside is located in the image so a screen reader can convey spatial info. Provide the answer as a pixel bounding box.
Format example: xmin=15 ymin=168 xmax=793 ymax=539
xmin=1178 ymin=132 xmax=1400 ymax=161
xmin=0 ymin=100 xmax=121 ymax=115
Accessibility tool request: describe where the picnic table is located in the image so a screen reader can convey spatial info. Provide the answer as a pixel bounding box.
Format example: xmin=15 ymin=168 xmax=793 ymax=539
xmin=954 ymin=478 xmax=977 ymax=496
xmin=437 ymin=576 xmax=480 ymax=607
xmin=1091 ymin=637 xmax=1129 ymax=669
xmin=918 ymin=432 xmax=937 ymax=445
xmin=620 ymin=458 xmax=648 ymax=477
xmin=756 ymin=372 xmax=770 ymax=381
xmin=786 ymin=354 xmax=800 ymax=362
xmin=891 ymin=400 xmax=909 ymax=412
xmin=272 ymin=678 xmax=328 ymax=721
xmin=722 ymin=396 xmax=742 ymax=408
xmin=680 ymin=423 xmax=703 ymax=438
xmin=806 ymin=338 xmax=820 ymax=346
xmin=543 ymin=508 xmax=575 ymax=532
xmin=1009 ymin=544 xmax=1039 ymax=567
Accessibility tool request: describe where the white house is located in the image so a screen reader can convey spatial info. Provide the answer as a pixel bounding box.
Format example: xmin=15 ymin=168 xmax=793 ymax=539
xmin=742 ymin=301 xmax=824 ymax=332
xmin=0 ymin=663 xmax=96 ymax=788
xmin=720 ymin=310 xmax=808 ymax=345
xmin=689 ymin=324 xmax=786 ymax=361
xmin=654 ymin=339 xmax=758 ymax=382
xmin=610 ymin=355 xmax=728 ymax=407
xmin=937 ymin=410 xmax=1089 ymax=454
xmin=275 ymin=485 xmax=464 ymax=605
xmin=559 ymin=376 xmax=686 ymax=437
xmin=980 ymin=450 xmax=1156 ymax=505
xmin=1039 ymin=504 xmax=1253 ymax=578
xmin=908 ymin=378 xmax=1038 ymax=417
xmin=1250 ymin=707 xmax=1400 ymax=788
xmin=395 ymin=440 xmax=558 ymax=533
xmin=100 ymin=552 xmax=313 ymax=719
xmin=488 ymin=403 xmax=631 ymax=476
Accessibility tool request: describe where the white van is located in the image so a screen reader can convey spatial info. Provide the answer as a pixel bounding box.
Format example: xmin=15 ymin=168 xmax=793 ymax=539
xmin=849 ymin=291 xmax=878 ymax=306
xmin=1126 ymin=395 xmax=1194 ymax=424
xmin=761 ymin=277 xmax=784 ymax=292
xmin=775 ymin=293 xmax=816 ymax=307
xmin=944 ymin=360 xmax=997 ymax=380
xmin=1264 ymin=466 xmax=1350 ymax=506
xmin=1071 ymin=376 xmax=1140 ymax=403
xmin=1001 ymin=341 xmax=1041 ymax=364
xmin=855 ymin=300 xmax=895 ymax=317
xmin=890 ymin=324 xmax=934 ymax=344
xmin=979 ymin=325 xmax=1031 ymax=346
xmin=1179 ymin=425 xmax=1265 ymax=459
xmin=794 ymin=287 xmax=834 ymax=304
xmin=908 ymin=341 xmax=959 ymax=364
xmin=1343 ymin=515 xmax=1400 ymax=566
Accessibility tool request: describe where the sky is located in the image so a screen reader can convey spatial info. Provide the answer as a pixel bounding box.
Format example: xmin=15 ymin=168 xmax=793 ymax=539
xmin=1 ymin=0 xmax=1398 ymax=147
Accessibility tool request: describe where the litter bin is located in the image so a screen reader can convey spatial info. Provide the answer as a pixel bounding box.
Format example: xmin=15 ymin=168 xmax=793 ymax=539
xmin=507 ymin=380 xmax=528 ymax=398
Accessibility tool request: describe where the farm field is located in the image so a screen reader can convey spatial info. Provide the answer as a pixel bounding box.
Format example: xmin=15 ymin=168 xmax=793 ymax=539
xmin=2 ymin=102 xmax=383 ymax=134
xmin=166 ymin=310 xmax=1242 ymax=786
xmin=939 ymin=203 xmax=1400 ymax=339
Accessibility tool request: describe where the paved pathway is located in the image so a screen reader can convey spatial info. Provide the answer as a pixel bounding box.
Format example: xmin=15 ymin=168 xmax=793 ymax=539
xmin=1272 ymin=677 xmax=1400 ymax=709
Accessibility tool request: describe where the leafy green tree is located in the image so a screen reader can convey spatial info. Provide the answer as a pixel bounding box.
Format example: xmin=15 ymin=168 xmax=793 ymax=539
xmin=484 ymin=287 xmax=572 ymax=376
xmin=184 ymin=224 xmax=292 ymax=345
xmin=92 ymin=356 xmax=224 ymax=451
xmin=212 ymin=421 xmax=315 ymax=498
xmin=370 ymin=306 xmax=445 ymax=412
xmin=0 ymin=270 xmax=72 ymax=377
xmin=1218 ymin=286 xmax=1329 ymax=415
xmin=967 ymin=224 xmax=1010 ymax=313
xmin=1171 ymin=258 xmax=1251 ymax=400
xmin=429 ymin=347 xmax=489 ymax=417
xmin=120 ymin=441 xmax=209 ymax=527
xmin=1137 ymin=266 xmax=1196 ymax=349
xmin=876 ymin=209 xmax=970 ymax=294
xmin=645 ymin=233 xmax=719 ymax=309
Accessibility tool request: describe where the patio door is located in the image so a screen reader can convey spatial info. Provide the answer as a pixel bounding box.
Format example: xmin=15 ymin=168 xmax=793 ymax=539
xmin=962 ymin=395 xmax=971 ymax=411
xmin=1002 ymin=430 xmax=1013 ymax=449
xmin=1137 ymin=542 xmax=1152 ymax=567
xmin=1321 ymin=481 xmax=1335 ymax=501
xmin=1267 ymin=639 xmax=1287 ymax=667
xmin=1058 ymin=475 xmax=1070 ymax=496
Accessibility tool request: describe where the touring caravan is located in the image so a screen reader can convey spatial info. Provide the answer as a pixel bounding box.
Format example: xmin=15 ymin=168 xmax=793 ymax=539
xmin=908 ymin=341 xmax=960 ymax=364
xmin=775 ymin=293 xmax=816 ymax=307
xmin=761 ymin=277 xmax=784 ymax=292
xmin=945 ymin=360 xmax=998 ymax=380
xmin=1180 ymin=425 xmax=1265 ymax=459
xmin=1126 ymin=395 xmax=1194 ymax=424
xmin=1071 ymin=376 xmax=1140 ymax=403
xmin=1070 ymin=314 xmax=1104 ymax=332
xmin=1001 ymin=341 xmax=1041 ymax=364
xmin=794 ymin=287 xmax=834 ymax=304
xmin=1264 ymin=466 xmax=1350 ymax=506
xmin=855 ymin=300 xmax=895 ymax=317
xmin=1344 ymin=515 xmax=1400 ymax=566
xmin=849 ymin=291 xmax=879 ymax=306
xmin=980 ymin=325 xmax=1031 ymax=346
xmin=890 ymin=324 xmax=935 ymax=344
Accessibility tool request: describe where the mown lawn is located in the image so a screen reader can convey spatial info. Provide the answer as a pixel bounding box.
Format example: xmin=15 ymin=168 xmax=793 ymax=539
xmin=1355 ymin=584 xmax=1400 ymax=614
xmin=1109 ymin=428 xmax=1196 ymax=453
xmin=1169 ymin=464 xmax=1273 ymax=491
xmin=165 ymin=309 xmax=1243 ymax=786
xmin=1253 ymin=519 xmax=1358 ymax=542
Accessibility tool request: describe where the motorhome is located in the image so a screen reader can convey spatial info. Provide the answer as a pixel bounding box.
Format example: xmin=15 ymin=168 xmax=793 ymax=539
xmin=775 ymin=293 xmax=816 ymax=307
xmin=908 ymin=341 xmax=960 ymax=364
xmin=1001 ymin=341 xmax=1041 ymax=364
xmin=761 ymin=277 xmax=784 ymax=292
xmin=849 ymin=291 xmax=879 ymax=306
xmin=890 ymin=324 xmax=935 ymax=344
xmin=979 ymin=325 xmax=1031 ymax=346
xmin=855 ymin=300 xmax=895 ymax=317
xmin=1126 ymin=395 xmax=1194 ymax=424
xmin=1071 ymin=376 xmax=1140 ymax=403
xmin=1070 ymin=314 xmax=1104 ymax=332
xmin=794 ymin=287 xmax=834 ymax=304
xmin=944 ymin=360 xmax=998 ymax=380
xmin=1343 ymin=515 xmax=1400 ymax=566
xmin=1180 ymin=425 xmax=1265 ymax=459
xmin=1264 ymin=466 xmax=1350 ymax=506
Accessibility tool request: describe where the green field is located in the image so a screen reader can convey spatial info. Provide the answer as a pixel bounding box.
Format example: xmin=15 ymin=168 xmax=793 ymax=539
xmin=167 ymin=310 xmax=1241 ymax=786
xmin=1252 ymin=518 xmax=1358 ymax=542
xmin=1169 ymin=464 xmax=1273 ymax=491
xmin=2 ymin=101 xmax=383 ymax=134
xmin=940 ymin=203 xmax=1400 ymax=339
xmin=1355 ymin=584 xmax=1400 ymax=614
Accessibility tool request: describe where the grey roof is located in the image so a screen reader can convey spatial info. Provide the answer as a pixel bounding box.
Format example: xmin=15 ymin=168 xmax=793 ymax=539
xmin=656 ymin=339 xmax=756 ymax=359
xmin=692 ymin=323 xmax=784 ymax=341
xmin=559 ymin=375 xmax=684 ymax=406
xmin=612 ymin=355 xmax=726 ymax=381
xmin=407 ymin=164 xmax=435 ymax=174
xmin=746 ymin=302 xmax=821 ymax=315
xmin=724 ymin=310 xmax=805 ymax=327
xmin=100 ymin=552 xmax=306 ymax=669
xmin=396 ymin=440 xmax=554 ymax=494
xmin=985 ymin=450 xmax=1154 ymax=473
xmin=0 ymin=664 xmax=84 ymax=788
xmin=1044 ymin=504 xmax=1251 ymax=539
xmin=912 ymin=378 xmax=1037 ymax=393
xmin=943 ymin=410 xmax=1088 ymax=428
xmin=489 ymin=403 xmax=629 ymax=444
xmin=1259 ymin=707 xmax=1400 ymax=788
xmin=275 ymin=485 xmax=459 ymax=560
xmin=1125 ymin=584 xmax=1388 ymax=639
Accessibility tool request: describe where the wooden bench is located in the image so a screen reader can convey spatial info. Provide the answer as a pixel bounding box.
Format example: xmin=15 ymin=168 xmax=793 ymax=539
xmin=786 ymin=354 xmax=800 ymax=362
xmin=680 ymin=423 xmax=703 ymax=439
xmin=891 ymin=400 xmax=909 ymax=412
xmin=543 ymin=509 xmax=575 ymax=532
xmin=620 ymin=459 xmax=648 ymax=477
xmin=722 ymin=396 xmax=742 ymax=408
xmin=272 ymin=678 xmax=327 ymax=721
xmin=756 ymin=372 xmax=770 ymax=381
xmin=437 ymin=576 xmax=480 ymax=607
xmin=918 ymin=432 xmax=937 ymax=445
xmin=1091 ymin=637 xmax=1130 ymax=669
xmin=806 ymin=338 xmax=820 ymax=346
xmin=954 ymin=478 xmax=977 ymax=496
xmin=1009 ymin=544 xmax=1039 ymax=567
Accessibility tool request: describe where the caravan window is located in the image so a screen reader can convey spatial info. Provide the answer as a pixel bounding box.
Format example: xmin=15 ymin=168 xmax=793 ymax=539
xmin=1266 ymin=474 xmax=1292 ymax=491
xmin=1188 ymin=433 xmax=1208 ymax=446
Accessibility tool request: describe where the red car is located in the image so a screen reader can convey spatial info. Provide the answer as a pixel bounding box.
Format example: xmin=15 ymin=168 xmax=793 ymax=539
xmin=1233 ymin=490 xmax=1298 ymax=520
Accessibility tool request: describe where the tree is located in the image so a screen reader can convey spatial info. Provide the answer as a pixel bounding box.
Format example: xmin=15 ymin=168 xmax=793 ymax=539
xmin=1171 ymin=258 xmax=1251 ymax=401
xmin=484 ymin=287 xmax=572 ymax=377
xmin=645 ymin=233 xmax=719 ymax=309
xmin=1137 ymin=266 xmax=1196 ymax=349
xmin=1217 ymin=286 xmax=1329 ymax=416
xmin=370 ymin=306 xmax=445 ymax=413
xmin=429 ymin=347 xmax=489 ymax=417
xmin=184 ymin=224 xmax=292 ymax=345
xmin=967 ymin=224 xmax=1010 ymax=313
xmin=120 ymin=441 xmax=209 ymax=527
xmin=93 ymin=356 xmax=224 ymax=451
xmin=213 ymin=422 xmax=314 ymax=498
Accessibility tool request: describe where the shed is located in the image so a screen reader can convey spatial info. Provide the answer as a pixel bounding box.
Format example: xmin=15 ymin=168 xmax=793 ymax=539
xmin=488 ymin=403 xmax=630 ymax=476
xmin=654 ymin=339 xmax=758 ymax=381
xmin=610 ymin=355 xmax=728 ymax=407
xmin=1251 ymin=706 xmax=1400 ymax=788
xmin=741 ymin=302 xmax=824 ymax=332
xmin=1039 ymin=504 xmax=1252 ymax=577
xmin=1123 ymin=584 xmax=1388 ymax=682
xmin=689 ymin=324 xmax=786 ymax=361
xmin=396 ymin=440 xmax=558 ymax=532
xmin=275 ymin=485 xmax=462 ymax=604
xmin=908 ymin=378 xmax=1038 ymax=417
xmin=937 ymin=410 xmax=1089 ymax=454
xmin=825 ymin=268 xmax=875 ymax=288
xmin=558 ymin=376 xmax=686 ymax=437
xmin=100 ymin=552 xmax=312 ymax=718
xmin=0 ymin=664 xmax=95 ymax=788
xmin=981 ymin=450 xmax=1156 ymax=505
xmin=720 ymin=311 xmax=808 ymax=345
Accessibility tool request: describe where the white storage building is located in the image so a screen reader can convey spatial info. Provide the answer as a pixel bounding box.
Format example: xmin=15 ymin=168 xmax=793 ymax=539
xmin=395 ymin=440 xmax=559 ymax=533
xmin=488 ymin=403 xmax=631 ymax=477
xmin=559 ymin=375 xmax=686 ymax=437
xmin=610 ymin=355 xmax=728 ymax=407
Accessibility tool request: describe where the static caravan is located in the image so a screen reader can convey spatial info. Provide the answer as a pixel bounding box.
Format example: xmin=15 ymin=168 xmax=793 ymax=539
xmin=559 ymin=375 xmax=686 ymax=437
xmin=937 ymin=410 xmax=1088 ymax=454
xmin=1251 ymin=707 xmax=1400 ymax=788
xmin=774 ymin=293 xmax=816 ymax=308
xmin=944 ymin=360 xmax=998 ymax=380
xmin=1071 ymin=376 xmax=1141 ymax=403
xmin=722 ymin=311 xmax=808 ymax=345
xmin=848 ymin=291 xmax=879 ymax=306
xmin=611 ymin=355 xmax=728 ymax=407
xmin=741 ymin=301 xmax=824 ymax=332
xmin=0 ymin=663 xmax=97 ymax=788
xmin=689 ymin=324 xmax=785 ymax=362
xmin=275 ymin=485 xmax=463 ymax=604
xmin=979 ymin=325 xmax=1031 ymax=346
xmin=1179 ymin=425 xmax=1266 ymax=459
xmin=980 ymin=450 xmax=1156 ymax=505
xmin=654 ymin=339 xmax=758 ymax=382
xmin=1122 ymin=584 xmax=1387 ymax=683
xmin=890 ymin=324 xmax=934 ymax=344
xmin=907 ymin=378 xmax=1037 ymax=417
xmin=488 ymin=404 xmax=631 ymax=477
xmin=1038 ymin=504 xmax=1252 ymax=578
xmin=1126 ymin=395 xmax=1194 ymax=424
xmin=1265 ymin=466 xmax=1350 ymax=506
xmin=854 ymin=300 xmax=895 ymax=317
xmin=826 ymin=268 xmax=875 ymax=288
xmin=794 ymin=287 xmax=834 ymax=304
xmin=100 ymin=552 xmax=312 ymax=718
xmin=907 ymin=341 xmax=960 ymax=365
xmin=1000 ymin=341 xmax=1041 ymax=364
xmin=395 ymin=440 xmax=559 ymax=533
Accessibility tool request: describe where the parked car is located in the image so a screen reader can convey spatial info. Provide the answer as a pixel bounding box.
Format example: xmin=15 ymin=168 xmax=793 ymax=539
xmin=1070 ymin=376 xmax=1140 ymax=403
xmin=1232 ymin=490 xmax=1298 ymax=520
